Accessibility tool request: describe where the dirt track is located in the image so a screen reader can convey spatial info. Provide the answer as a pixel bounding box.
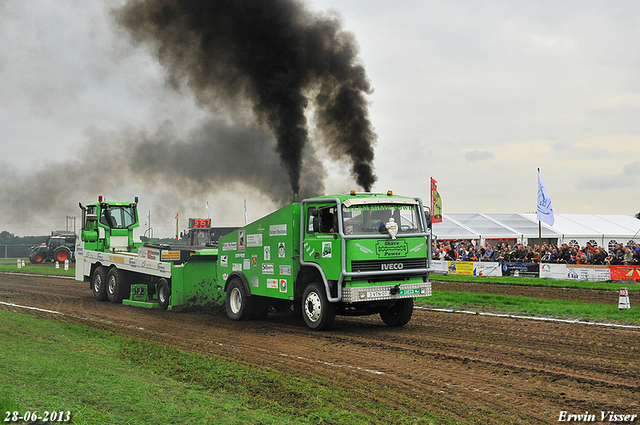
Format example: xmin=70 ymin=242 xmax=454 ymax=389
xmin=1 ymin=273 xmax=639 ymax=424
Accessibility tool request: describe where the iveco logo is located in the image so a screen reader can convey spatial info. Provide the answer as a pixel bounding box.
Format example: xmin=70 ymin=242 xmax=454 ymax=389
xmin=381 ymin=263 xmax=404 ymax=270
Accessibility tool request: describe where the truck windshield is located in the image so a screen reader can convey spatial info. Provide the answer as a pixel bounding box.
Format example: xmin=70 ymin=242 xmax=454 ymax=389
xmin=342 ymin=203 xmax=423 ymax=236
xmin=100 ymin=205 xmax=137 ymax=229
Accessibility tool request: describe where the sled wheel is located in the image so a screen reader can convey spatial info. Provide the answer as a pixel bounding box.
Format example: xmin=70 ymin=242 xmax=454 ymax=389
xmin=157 ymin=278 xmax=171 ymax=310
xmin=91 ymin=266 xmax=108 ymax=301
xmin=106 ymin=267 xmax=129 ymax=303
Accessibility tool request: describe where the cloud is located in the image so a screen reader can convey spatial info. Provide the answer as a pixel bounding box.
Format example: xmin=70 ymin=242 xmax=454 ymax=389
xmin=623 ymin=161 xmax=640 ymax=175
xmin=576 ymin=161 xmax=640 ymax=190
xmin=464 ymin=150 xmax=494 ymax=161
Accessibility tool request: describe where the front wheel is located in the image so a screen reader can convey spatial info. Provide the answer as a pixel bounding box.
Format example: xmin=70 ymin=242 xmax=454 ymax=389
xmin=302 ymin=283 xmax=336 ymax=331
xmin=30 ymin=251 xmax=45 ymax=264
xmin=380 ymin=298 xmax=414 ymax=327
xmin=225 ymin=278 xmax=255 ymax=321
xmin=54 ymin=247 xmax=71 ymax=263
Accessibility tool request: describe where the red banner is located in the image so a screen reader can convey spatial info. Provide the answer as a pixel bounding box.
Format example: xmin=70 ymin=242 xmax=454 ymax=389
xmin=430 ymin=178 xmax=442 ymax=223
xmin=610 ymin=265 xmax=640 ymax=283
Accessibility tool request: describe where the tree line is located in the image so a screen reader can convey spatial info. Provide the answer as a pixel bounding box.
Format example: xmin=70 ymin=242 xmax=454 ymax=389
xmin=0 ymin=231 xmax=48 ymax=246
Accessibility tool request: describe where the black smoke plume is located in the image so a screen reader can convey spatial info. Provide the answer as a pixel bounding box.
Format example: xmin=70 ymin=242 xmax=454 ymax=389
xmin=115 ymin=0 xmax=377 ymax=195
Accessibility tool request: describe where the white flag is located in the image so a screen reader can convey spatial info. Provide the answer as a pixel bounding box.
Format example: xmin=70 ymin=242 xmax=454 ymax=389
xmin=145 ymin=210 xmax=150 ymax=226
xmin=206 ymin=201 xmax=210 ymax=219
xmin=537 ymin=169 xmax=555 ymax=226
xmin=244 ymin=199 xmax=248 ymax=225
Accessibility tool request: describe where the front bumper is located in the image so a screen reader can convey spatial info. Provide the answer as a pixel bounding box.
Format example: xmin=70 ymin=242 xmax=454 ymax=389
xmin=341 ymin=281 xmax=432 ymax=303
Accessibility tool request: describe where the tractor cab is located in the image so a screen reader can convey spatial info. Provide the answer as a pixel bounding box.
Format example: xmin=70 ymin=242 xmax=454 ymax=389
xmin=79 ymin=196 xmax=142 ymax=253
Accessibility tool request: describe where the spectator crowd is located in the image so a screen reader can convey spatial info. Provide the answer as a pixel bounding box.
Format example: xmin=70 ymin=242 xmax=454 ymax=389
xmin=433 ymin=240 xmax=640 ymax=266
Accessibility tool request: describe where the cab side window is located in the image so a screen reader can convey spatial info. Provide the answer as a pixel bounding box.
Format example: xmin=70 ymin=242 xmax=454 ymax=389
xmin=307 ymin=206 xmax=337 ymax=234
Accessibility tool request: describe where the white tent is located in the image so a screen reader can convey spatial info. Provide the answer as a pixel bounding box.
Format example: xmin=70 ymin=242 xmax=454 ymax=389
xmin=433 ymin=213 xmax=640 ymax=251
xmin=521 ymin=213 xmax=640 ymax=250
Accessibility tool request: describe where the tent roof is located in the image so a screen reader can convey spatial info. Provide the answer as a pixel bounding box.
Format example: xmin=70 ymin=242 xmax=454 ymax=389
xmin=433 ymin=213 xmax=639 ymax=243
xmin=520 ymin=214 xmax=640 ymax=239
xmin=432 ymin=215 xmax=480 ymax=240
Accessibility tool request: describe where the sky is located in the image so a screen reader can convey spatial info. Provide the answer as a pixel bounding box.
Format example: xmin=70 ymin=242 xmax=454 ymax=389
xmin=1 ymin=0 xmax=639 ymax=237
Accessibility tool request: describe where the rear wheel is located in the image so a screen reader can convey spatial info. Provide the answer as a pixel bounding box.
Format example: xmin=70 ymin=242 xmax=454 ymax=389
xmin=302 ymin=283 xmax=336 ymax=331
xmin=106 ymin=268 xmax=130 ymax=303
xmin=225 ymin=278 xmax=255 ymax=321
xmin=380 ymin=298 xmax=414 ymax=327
xmin=91 ymin=266 xmax=108 ymax=301
xmin=157 ymin=278 xmax=171 ymax=310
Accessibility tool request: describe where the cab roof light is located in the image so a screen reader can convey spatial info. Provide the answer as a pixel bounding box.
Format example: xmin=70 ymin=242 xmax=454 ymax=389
xmin=98 ymin=195 xmax=103 ymax=202
xmin=135 ymin=196 xmax=139 ymax=204
xmin=350 ymin=190 xmax=357 ymax=195
xmin=387 ymin=190 xmax=393 ymax=195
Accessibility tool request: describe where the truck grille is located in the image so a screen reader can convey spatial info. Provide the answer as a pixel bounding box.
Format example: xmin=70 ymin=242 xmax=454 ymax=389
xmin=350 ymin=258 xmax=427 ymax=273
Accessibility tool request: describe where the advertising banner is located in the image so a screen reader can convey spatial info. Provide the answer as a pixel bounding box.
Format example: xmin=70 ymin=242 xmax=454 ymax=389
xmin=610 ymin=265 xmax=640 ymax=283
xmin=539 ymin=263 xmax=567 ymax=280
xmin=430 ymin=260 xmax=448 ymax=274
xmin=566 ymin=265 xmax=610 ymax=282
xmin=540 ymin=263 xmax=611 ymax=281
xmin=446 ymin=261 xmax=474 ymax=276
xmin=473 ymin=262 xmax=502 ymax=277
xmin=502 ymin=262 xmax=539 ymax=277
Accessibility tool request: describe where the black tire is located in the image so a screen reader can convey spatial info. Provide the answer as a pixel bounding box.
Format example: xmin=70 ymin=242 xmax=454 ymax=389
xmin=380 ymin=298 xmax=414 ymax=327
xmin=225 ymin=277 xmax=255 ymax=321
xmin=157 ymin=278 xmax=171 ymax=310
xmin=91 ymin=266 xmax=108 ymax=301
xmin=106 ymin=267 xmax=130 ymax=303
xmin=302 ymin=283 xmax=336 ymax=331
xmin=53 ymin=247 xmax=71 ymax=264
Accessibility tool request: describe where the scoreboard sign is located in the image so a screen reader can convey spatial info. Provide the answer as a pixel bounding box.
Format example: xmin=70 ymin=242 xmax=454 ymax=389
xmin=189 ymin=218 xmax=211 ymax=229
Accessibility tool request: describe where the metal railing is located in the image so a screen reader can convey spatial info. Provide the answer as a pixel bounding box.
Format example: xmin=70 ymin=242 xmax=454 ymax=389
xmin=0 ymin=245 xmax=32 ymax=259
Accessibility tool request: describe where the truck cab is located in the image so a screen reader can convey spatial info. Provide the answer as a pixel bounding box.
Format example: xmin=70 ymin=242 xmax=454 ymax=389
xmin=299 ymin=192 xmax=431 ymax=328
xmin=219 ymin=191 xmax=432 ymax=330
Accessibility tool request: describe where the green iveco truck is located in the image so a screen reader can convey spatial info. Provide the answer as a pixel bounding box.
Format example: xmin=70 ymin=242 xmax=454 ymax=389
xmin=76 ymin=192 xmax=432 ymax=330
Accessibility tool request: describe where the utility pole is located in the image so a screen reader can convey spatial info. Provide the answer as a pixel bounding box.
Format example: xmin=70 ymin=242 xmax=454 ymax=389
xmin=66 ymin=216 xmax=77 ymax=234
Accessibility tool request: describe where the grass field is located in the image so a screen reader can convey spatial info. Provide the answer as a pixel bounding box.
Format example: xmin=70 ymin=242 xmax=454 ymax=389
xmin=0 ymin=309 xmax=441 ymax=425
xmin=0 ymin=258 xmax=75 ymax=277
xmin=415 ymin=292 xmax=640 ymax=325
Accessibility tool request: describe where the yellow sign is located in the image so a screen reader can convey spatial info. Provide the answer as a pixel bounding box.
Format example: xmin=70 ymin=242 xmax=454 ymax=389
xmin=447 ymin=261 xmax=474 ymax=276
xmin=161 ymin=251 xmax=181 ymax=261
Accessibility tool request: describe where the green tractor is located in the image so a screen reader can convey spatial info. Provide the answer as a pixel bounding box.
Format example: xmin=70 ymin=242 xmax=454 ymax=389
xmin=29 ymin=231 xmax=77 ymax=264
